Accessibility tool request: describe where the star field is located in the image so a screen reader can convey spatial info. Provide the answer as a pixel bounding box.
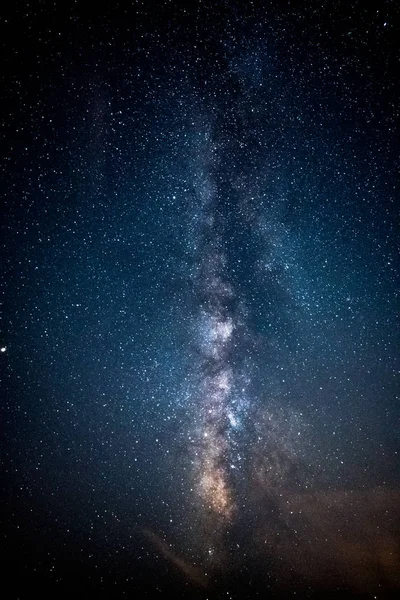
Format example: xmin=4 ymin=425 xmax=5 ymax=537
xmin=1 ymin=1 xmax=399 ymax=598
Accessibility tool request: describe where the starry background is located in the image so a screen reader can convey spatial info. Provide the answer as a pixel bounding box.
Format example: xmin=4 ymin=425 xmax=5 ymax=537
xmin=1 ymin=1 xmax=399 ymax=598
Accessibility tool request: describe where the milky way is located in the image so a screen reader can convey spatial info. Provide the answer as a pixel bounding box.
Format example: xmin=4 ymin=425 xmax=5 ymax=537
xmin=168 ymin=120 xmax=314 ymax=569
xmin=193 ymin=207 xmax=238 ymax=524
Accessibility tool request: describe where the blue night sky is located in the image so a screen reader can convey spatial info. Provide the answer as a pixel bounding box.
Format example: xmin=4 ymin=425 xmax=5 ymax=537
xmin=1 ymin=2 xmax=399 ymax=598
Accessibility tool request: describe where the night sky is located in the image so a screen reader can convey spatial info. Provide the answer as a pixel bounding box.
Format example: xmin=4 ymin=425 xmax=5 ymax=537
xmin=1 ymin=1 xmax=399 ymax=598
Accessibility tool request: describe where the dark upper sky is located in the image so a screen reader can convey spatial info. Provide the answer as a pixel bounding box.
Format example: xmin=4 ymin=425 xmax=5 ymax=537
xmin=1 ymin=1 xmax=399 ymax=598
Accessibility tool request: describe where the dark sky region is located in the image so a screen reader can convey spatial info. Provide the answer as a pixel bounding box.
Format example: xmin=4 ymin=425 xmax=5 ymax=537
xmin=1 ymin=1 xmax=399 ymax=598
